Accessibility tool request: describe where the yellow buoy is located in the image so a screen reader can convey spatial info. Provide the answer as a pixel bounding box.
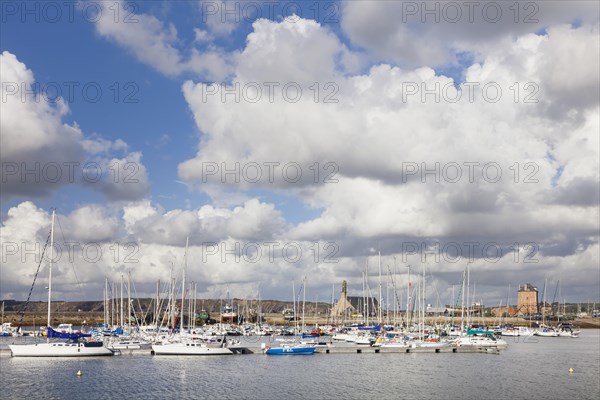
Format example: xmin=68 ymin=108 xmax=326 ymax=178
xmin=569 ymin=368 xmax=574 ymax=374
xmin=77 ymin=370 xmax=82 ymax=377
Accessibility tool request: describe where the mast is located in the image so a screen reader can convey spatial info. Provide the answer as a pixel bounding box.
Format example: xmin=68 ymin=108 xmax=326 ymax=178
xmin=258 ymin=289 xmax=262 ymax=326
xmin=422 ymin=261 xmax=425 ymax=340
xmin=460 ymin=268 xmax=465 ymax=330
xmin=181 ymin=236 xmax=188 ymax=335
xmin=542 ymin=278 xmax=547 ymax=325
xmin=362 ymin=271 xmax=366 ymax=325
xmin=46 ymin=209 xmax=56 ymax=340
xmin=365 ymin=260 xmax=369 ymax=325
xmin=120 ymin=274 xmax=124 ymax=329
xmin=127 ymin=271 xmax=131 ymax=334
xmin=111 ymin=280 xmax=115 ymax=327
xmin=466 ymin=262 xmax=470 ymax=328
xmin=378 ymin=250 xmax=382 ymax=325
xmin=170 ymin=263 xmax=175 ymax=328
xmin=302 ymin=275 xmax=306 ymax=334
xmin=406 ymin=265 xmax=411 ymax=327
xmin=104 ymin=278 xmax=108 ymax=326
xmin=386 ymin=266 xmax=390 ymax=325
xmin=330 ymin=283 xmax=334 ymax=325
xmin=292 ymin=281 xmax=297 ymax=333
xmin=188 ymin=282 xmax=192 ymax=329
xmin=392 ymin=256 xmax=397 ymax=327
xmin=155 ymin=280 xmax=160 ymax=327
xmin=193 ymin=282 xmax=197 ymax=330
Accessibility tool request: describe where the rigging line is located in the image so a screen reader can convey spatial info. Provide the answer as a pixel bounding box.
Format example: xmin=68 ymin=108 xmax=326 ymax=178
xmin=15 ymin=229 xmax=52 ymax=334
xmin=426 ymin=266 xmax=444 ymax=310
xmin=130 ymin=277 xmax=147 ymax=328
xmin=387 ymin=267 xmax=405 ymax=323
xmin=55 ymin=214 xmax=85 ymax=299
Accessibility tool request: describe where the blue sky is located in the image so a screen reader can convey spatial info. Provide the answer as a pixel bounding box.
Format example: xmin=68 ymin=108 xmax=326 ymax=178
xmin=1 ymin=1 xmax=344 ymax=220
xmin=2 ymin=2 xmax=200 ymax=213
xmin=1 ymin=1 xmax=599 ymax=304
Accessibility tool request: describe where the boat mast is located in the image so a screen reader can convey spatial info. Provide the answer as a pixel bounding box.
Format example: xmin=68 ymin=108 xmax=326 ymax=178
xmin=292 ymin=281 xmax=297 ymax=333
xmin=46 ymin=209 xmax=56 ymax=340
xmin=330 ymin=283 xmax=334 ymax=326
xmin=421 ymin=261 xmax=425 ymax=340
xmin=406 ymin=265 xmax=411 ymax=327
xmin=120 ymin=274 xmax=124 ymax=329
xmin=302 ymin=276 xmax=306 ymax=334
xmin=542 ymin=278 xmax=547 ymax=325
xmin=378 ymin=250 xmax=382 ymax=325
xmin=155 ymin=279 xmax=160 ymax=327
xmin=386 ymin=266 xmax=390 ymax=326
xmin=466 ymin=262 xmax=470 ymax=328
xmin=188 ymin=282 xmax=192 ymax=329
xmin=169 ymin=263 xmax=175 ymax=329
xmin=111 ymin=280 xmax=115 ymax=327
xmin=258 ymin=288 xmax=262 ymax=326
xmin=365 ymin=260 xmax=369 ymax=325
xmin=104 ymin=278 xmax=108 ymax=326
xmin=181 ymin=236 xmax=188 ymax=335
xmin=392 ymin=256 xmax=397 ymax=327
xmin=362 ymin=270 xmax=366 ymax=325
xmin=460 ymin=268 xmax=465 ymax=330
xmin=193 ymin=282 xmax=197 ymax=330
xmin=127 ymin=271 xmax=131 ymax=334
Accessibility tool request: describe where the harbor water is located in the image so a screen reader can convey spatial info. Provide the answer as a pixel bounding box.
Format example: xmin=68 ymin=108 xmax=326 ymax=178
xmin=1 ymin=331 xmax=599 ymax=399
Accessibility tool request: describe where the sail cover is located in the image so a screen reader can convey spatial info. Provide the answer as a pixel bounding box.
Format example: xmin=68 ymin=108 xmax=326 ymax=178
xmin=47 ymin=327 xmax=91 ymax=339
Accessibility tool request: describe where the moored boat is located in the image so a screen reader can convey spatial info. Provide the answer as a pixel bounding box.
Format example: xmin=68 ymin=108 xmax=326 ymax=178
xmin=534 ymin=325 xmax=559 ymax=337
xmin=152 ymin=339 xmax=233 ymax=355
xmin=263 ymin=343 xmax=316 ymax=355
xmin=8 ymin=211 xmax=114 ymax=357
xmin=10 ymin=337 xmax=114 ymax=357
xmin=454 ymin=329 xmax=508 ymax=349
xmin=556 ymin=323 xmax=581 ymax=338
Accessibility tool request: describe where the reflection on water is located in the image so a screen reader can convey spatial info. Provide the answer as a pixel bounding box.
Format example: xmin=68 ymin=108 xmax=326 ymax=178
xmin=1 ymin=331 xmax=599 ymax=400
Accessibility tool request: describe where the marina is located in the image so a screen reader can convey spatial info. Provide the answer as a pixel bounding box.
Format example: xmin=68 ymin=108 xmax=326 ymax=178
xmin=2 ymin=0 xmax=599 ymax=399
xmin=1 ymin=343 xmax=499 ymax=356
xmin=1 ymin=331 xmax=598 ymax=400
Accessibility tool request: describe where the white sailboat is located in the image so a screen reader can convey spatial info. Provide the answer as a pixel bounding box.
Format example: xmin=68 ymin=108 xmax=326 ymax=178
xmin=9 ymin=210 xmax=114 ymax=357
xmin=152 ymin=338 xmax=233 ymax=355
xmin=454 ymin=333 xmax=508 ymax=349
xmin=151 ymin=237 xmax=233 ymax=356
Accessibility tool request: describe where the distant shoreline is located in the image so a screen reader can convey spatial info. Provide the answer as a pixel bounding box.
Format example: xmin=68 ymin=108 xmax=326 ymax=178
xmin=2 ymin=311 xmax=598 ymax=329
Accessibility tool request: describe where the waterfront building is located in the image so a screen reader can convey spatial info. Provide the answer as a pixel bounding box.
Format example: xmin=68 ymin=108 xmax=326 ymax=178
xmin=517 ymin=283 xmax=538 ymax=316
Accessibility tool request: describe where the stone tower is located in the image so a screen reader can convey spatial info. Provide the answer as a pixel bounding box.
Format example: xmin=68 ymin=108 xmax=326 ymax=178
xmin=517 ymin=283 xmax=538 ymax=315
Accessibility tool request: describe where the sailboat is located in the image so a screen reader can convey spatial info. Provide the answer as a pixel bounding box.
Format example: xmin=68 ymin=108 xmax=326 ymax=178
xmin=263 ymin=343 xmax=316 ymax=355
xmin=453 ymin=329 xmax=508 ymax=349
xmin=264 ymin=277 xmax=316 ymax=355
xmin=9 ymin=210 xmax=114 ymax=357
xmin=151 ymin=237 xmax=233 ymax=356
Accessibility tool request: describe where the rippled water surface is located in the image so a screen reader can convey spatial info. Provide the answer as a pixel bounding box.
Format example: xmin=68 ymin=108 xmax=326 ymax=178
xmin=1 ymin=331 xmax=599 ymax=400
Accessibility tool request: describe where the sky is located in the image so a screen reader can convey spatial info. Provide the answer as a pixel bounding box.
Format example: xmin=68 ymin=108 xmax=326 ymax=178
xmin=1 ymin=1 xmax=599 ymax=309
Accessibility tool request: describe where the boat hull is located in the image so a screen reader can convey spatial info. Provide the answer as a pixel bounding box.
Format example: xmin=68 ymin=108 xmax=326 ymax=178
xmin=534 ymin=330 xmax=559 ymax=337
xmin=455 ymin=336 xmax=508 ymax=349
xmin=109 ymin=340 xmax=151 ymax=350
xmin=9 ymin=342 xmax=114 ymax=357
xmin=380 ymin=343 xmax=409 ymax=348
xmin=151 ymin=343 xmax=233 ymax=355
xmin=264 ymin=347 xmax=315 ymax=355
